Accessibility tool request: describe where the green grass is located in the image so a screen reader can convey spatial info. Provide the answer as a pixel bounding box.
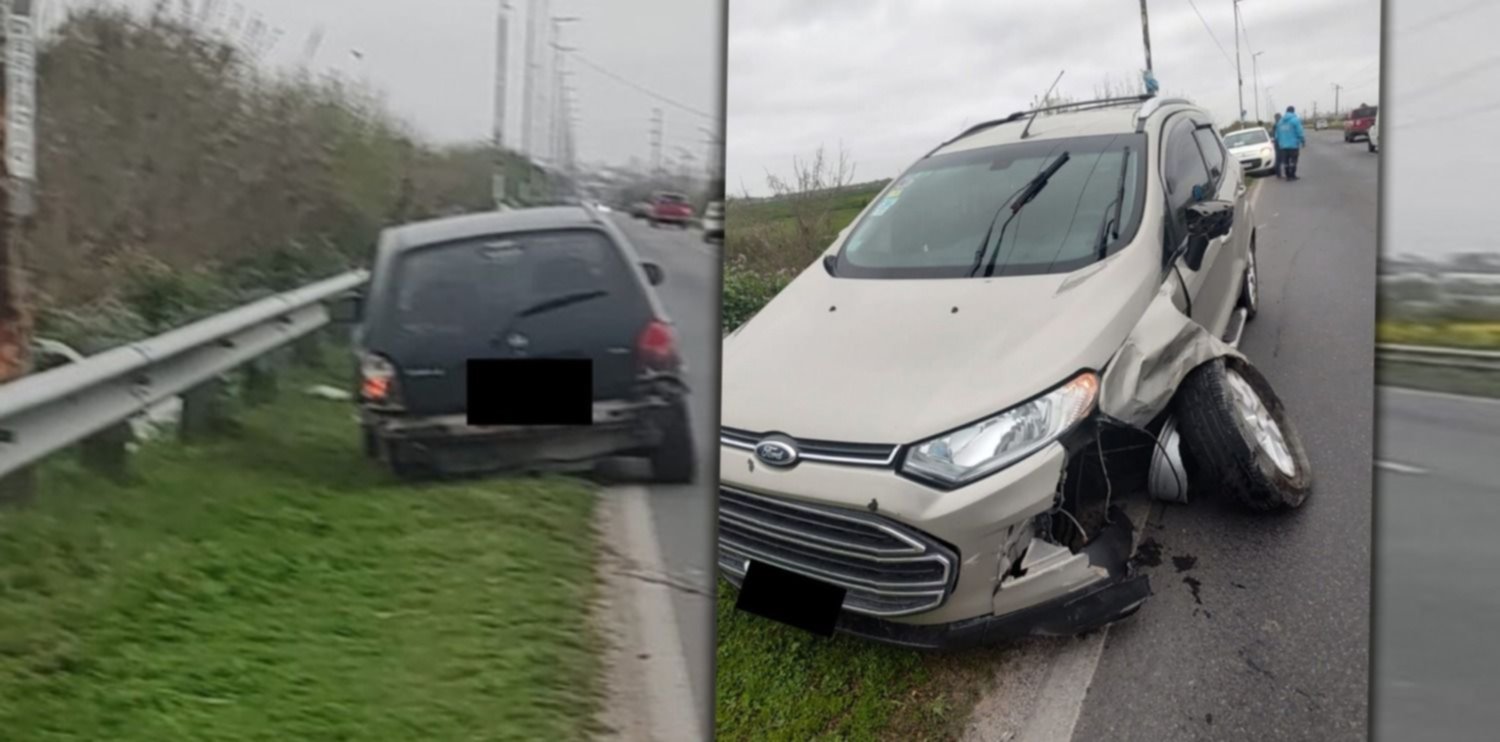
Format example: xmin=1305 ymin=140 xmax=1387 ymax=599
xmin=724 ymin=182 xmax=887 ymax=275
xmin=0 ymin=362 xmax=603 ymax=741
xmin=715 ymin=581 xmax=1003 ymax=741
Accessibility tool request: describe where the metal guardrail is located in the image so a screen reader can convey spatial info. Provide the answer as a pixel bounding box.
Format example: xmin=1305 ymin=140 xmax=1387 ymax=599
xmin=0 ymin=270 xmax=368 ymax=478
xmin=1377 ymin=343 xmax=1500 ymax=372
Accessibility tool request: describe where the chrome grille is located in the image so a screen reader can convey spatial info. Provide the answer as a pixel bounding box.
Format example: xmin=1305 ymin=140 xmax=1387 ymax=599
xmin=720 ymin=427 xmax=899 ymax=467
xmin=717 ymin=487 xmax=956 ymax=617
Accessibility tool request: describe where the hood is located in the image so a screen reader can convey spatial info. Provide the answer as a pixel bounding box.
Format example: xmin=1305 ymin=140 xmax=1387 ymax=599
xmin=721 ymin=243 xmax=1163 ymax=443
xmin=1228 ymin=140 xmax=1274 ymax=156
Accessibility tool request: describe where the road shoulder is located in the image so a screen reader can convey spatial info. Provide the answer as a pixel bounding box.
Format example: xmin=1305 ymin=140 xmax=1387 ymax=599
xmin=591 ymin=486 xmax=705 ymax=742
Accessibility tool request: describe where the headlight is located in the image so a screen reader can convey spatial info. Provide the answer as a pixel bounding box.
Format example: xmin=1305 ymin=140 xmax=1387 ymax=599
xmin=902 ymin=372 xmax=1098 ymax=487
xmin=1261 ymin=147 xmax=1274 ymax=159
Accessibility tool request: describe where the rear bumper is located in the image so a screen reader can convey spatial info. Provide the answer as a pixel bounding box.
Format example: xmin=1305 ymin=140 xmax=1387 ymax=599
xmin=365 ymin=392 xmax=682 ymax=472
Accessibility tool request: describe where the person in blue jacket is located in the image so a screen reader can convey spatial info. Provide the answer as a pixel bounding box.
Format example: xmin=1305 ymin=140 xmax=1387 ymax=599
xmin=1275 ymin=105 xmax=1307 ymax=180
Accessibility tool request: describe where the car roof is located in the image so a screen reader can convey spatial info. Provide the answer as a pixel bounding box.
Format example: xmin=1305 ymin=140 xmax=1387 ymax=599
xmin=931 ymin=100 xmax=1206 ymax=157
xmin=380 ymin=206 xmax=603 ymax=253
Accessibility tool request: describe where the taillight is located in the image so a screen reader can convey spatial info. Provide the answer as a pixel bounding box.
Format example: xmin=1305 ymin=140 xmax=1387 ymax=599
xmin=360 ymin=353 xmax=400 ymax=405
xmin=637 ymin=319 xmax=680 ymax=371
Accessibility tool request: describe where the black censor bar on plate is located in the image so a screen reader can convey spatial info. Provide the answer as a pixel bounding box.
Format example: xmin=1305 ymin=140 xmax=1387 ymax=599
xmin=736 ymin=560 xmax=847 ymax=637
xmin=466 ymin=358 xmax=593 ymax=426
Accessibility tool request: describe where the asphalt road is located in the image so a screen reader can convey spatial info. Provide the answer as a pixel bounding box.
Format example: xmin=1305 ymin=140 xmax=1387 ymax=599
xmin=609 ymin=213 xmax=719 ymax=724
xmin=1374 ymin=386 xmax=1500 ymax=741
xmin=1072 ymin=131 xmax=1376 ymax=740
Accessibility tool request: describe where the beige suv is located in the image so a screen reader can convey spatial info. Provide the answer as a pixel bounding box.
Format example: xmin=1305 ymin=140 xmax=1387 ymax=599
xmin=718 ymin=96 xmax=1312 ymax=648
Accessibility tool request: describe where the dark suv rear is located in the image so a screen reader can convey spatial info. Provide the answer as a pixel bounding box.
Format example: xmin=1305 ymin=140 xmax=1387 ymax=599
xmin=341 ymin=206 xmax=695 ymax=481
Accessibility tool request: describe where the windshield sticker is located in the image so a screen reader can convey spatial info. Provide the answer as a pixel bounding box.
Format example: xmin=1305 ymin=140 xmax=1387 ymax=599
xmin=872 ymin=194 xmax=898 ymax=216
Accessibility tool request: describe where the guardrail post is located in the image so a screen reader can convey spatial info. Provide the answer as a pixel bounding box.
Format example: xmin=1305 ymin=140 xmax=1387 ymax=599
xmin=180 ymin=377 xmax=230 ymax=441
xmin=293 ymin=328 xmax=323 ymax=368
xmin=80 ymin=422 xmax=133 ymax=483
xmin=242 ymin=358 xmax=278 ymax=406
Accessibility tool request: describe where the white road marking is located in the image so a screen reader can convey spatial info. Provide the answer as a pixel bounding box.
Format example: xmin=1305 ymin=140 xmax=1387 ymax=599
xmin=1376 ymin=460 xmax=1428 ymax=476
xmin=1380 ymin=385 xmax=1500 ymax=407
xmin=610 ymin=485 xmax=705 ymax=741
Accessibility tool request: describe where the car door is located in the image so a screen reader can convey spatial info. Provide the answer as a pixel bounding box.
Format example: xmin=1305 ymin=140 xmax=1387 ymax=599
xmin=1159 ymin=114 xmax=1242 ymax=337
xmin=1190 ymin=119 xmax=1249 ymax=335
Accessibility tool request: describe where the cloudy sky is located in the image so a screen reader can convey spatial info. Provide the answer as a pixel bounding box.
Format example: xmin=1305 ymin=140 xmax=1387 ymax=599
xmin=726 ymin=0 xmax=1381 ymax=196
xmin=49 ymin=0 xmax=722 ymax=169
xmin=1382 ymin=0 xmax=1500 ymax=257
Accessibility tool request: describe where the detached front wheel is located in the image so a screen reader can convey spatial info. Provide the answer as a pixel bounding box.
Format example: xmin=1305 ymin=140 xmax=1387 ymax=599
xmin=1175 ymin=358 xmax=1312 ymax=511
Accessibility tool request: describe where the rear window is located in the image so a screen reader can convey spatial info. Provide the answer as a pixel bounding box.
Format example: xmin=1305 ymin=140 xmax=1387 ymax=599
xmin=656 ymin=193 xmax=687 ymax=203
xmin=383 ymin=229 xmax=640 ymax=338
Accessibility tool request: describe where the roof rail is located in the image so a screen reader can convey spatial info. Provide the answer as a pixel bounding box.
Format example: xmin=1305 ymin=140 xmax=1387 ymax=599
xmin=1134 ymin=97 xmax=1195 ymax=131
xmin=924 ymin=93 xmax=1157 ymax=157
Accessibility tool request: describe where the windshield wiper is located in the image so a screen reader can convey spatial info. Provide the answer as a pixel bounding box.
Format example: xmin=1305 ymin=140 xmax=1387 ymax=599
xmin=517 ymin=289 xmax=608 ymax=318
xmin=1094 ymin=146 xmax=1131 ymax=261
xmin=968 ymin=151 xmax=1071 ymax=278
xmin=491 ymin=289 xmax=608 ymax=347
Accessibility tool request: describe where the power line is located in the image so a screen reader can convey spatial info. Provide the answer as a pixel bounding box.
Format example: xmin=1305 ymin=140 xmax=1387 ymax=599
xmin=1393 ymin=54 xmax=1500 ymax=106
xmin=571 ymin=53 xmax=719 ymax=121
xmin=1399 ymin=0 xmax=1496 ymax=36
xmin=1398 ymin=96 xmax=1500 ymax=132
xmin=1184 ymin=0 xmax=1237 ymax=73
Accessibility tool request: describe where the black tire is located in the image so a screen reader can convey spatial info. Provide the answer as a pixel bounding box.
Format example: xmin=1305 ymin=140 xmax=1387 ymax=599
xmin=648 ymin=401 xmax=696 ymax=484
xmin=377 ymin=436 xmax=424 ymax=481
xmin=1174 ymin=358 xmax=1312 ymax=512
xmin=1239 ymin=236 xmax=1259 ymax=321
xmin=361 ymin=425 xmax=379 ymax=459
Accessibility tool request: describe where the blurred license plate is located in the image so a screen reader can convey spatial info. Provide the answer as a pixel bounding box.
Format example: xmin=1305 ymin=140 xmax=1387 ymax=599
xmin=736 ymin=560 xmax=846 ymax=637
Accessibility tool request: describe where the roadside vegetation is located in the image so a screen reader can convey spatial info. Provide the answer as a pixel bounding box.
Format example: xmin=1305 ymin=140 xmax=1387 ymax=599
xmin=715 ymin=579 xmax=1002 ymax=741
xmin=27 ymin=1 xmax=534 ymax=353
xmin=0 ymin=353 xmax=604 ymax=740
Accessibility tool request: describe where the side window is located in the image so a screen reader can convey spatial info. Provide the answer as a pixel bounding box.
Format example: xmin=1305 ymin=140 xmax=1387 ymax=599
xmin=1192 ymin=125 xmax=1227 ymax=190
xmin=1162 ymin=116 xmax=1211 ymax=250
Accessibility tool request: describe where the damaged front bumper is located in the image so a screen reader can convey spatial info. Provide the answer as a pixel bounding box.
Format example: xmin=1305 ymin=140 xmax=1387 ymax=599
xmin=717 ymin=428 xmax=1152 ymax=650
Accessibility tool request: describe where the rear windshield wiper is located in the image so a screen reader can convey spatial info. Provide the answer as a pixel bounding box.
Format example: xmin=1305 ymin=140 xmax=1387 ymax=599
xmin=968 ymin=151 xmax=1071 ymax=278
xmin=1094 ymin=146 xmax=1131 ymax=260
xmin=491 ymin=289 xmax=608 ymax=346
xmin=518 ymin=289 xmax=608 ymax=318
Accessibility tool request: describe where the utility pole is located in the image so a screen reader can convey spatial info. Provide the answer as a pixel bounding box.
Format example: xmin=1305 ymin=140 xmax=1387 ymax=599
xmin=1333 ymin=83 xmax=1342 ymax=118
xmin=1251 ymin=51 xmax=1263 ymax=122
xmin=492 ymin=2 xmax=511 ymax=208
xmin=548 ymin=15 xmax=578 ymax=169
xmin=649 ymin=107 xmax=662 ymax=177
xmin=520 ymin=0 xmax=541 ymax=157
xmin=1138 ymin=0 xmax=1153 ymax=75
xmin=0 ymin=0 xmax=38 ymax=498
xmin=1233 ymin=0 xmax=1244 ymax=123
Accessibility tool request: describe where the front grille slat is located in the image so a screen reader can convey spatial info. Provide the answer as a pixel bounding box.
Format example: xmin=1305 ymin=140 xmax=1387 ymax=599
xmin=720 ymin=427 xmax=899 ymax=467
xmin=717 ymin=487 xmax=957 ymax=617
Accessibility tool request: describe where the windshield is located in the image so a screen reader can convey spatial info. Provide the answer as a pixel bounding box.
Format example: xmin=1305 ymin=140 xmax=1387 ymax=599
xmin=1223 ymin=129 xmax=1270 ymax=148
xmin=383 ymin=229 xmax=638 ymax=339
xmin=1353 ymin=107 xmax=1377 ymax=119
xmin=656 ymin=193 xmax=687 ymax=203
xmin=834 ymin=133 xmax=1147 ymax=279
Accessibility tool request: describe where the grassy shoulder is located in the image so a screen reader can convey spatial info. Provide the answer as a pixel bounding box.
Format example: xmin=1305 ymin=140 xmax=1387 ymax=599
xmin=715 ymin=580 xmax=1002 ymax=741
xmin=0 ymin=363 xmax=603 ymax=741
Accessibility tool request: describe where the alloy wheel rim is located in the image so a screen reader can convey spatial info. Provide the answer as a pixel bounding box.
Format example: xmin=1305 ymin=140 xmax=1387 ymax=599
xmin=1225 ymin=368 xmax=1295 ymax=476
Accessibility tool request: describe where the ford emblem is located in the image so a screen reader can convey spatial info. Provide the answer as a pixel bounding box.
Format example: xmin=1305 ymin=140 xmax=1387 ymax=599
xmin=755 ymin=438 xmax=799 ymax=468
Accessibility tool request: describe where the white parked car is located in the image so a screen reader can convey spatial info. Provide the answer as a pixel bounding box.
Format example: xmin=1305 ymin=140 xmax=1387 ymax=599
xmin=1222 ymin=127 xmax=1277 ymax=176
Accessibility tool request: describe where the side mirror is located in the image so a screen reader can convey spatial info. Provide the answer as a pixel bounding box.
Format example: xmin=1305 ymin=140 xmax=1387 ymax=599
xmin=328 ymin=291 xmax=364 ymax=324
xmin=642 ymin=261 xmax=664 ymax=286
xmin=1182 ymin=200 xmax=1234 ymax=271
xmin=823 ymin=254 xmax=838 ymax=276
